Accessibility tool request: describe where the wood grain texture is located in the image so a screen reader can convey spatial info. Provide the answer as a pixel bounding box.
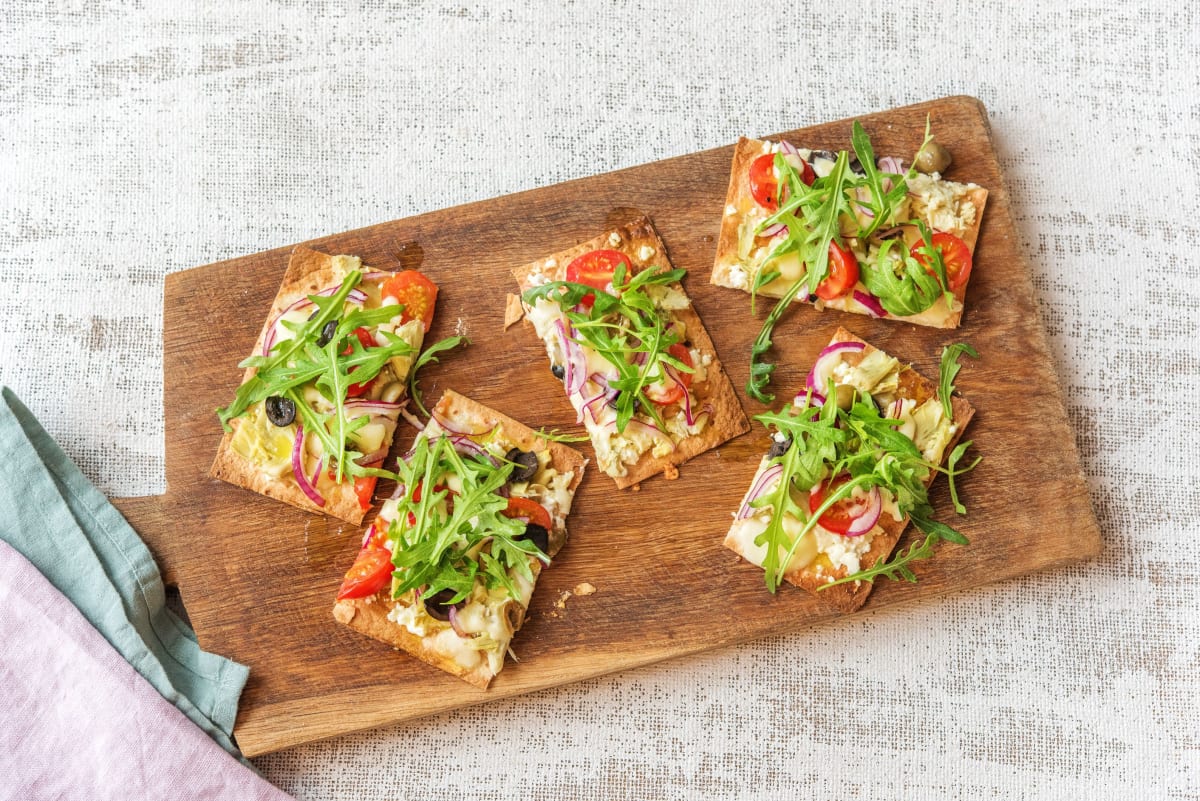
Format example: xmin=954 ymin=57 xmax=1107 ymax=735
xmin=121 ymin=96 xmax=1101 ymax=756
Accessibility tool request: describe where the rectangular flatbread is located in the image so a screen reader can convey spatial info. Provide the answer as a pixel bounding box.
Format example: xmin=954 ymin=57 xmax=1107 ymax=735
xmin=210 ymin=245 xmax=428 ymax=525
xmin=711 ymin=136 xmax=988 ymax=329
xmin=723 ymin=327 xmax=975 ymax=612
xmin=333 ymin=389 xmax=586 ymax=688
xmin=512 ymin=216 xmax=749 ymax=488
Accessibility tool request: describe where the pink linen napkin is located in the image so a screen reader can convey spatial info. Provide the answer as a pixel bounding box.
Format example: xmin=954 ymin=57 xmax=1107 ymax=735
xmin=0 ymin=540 xmax=294 ymax=801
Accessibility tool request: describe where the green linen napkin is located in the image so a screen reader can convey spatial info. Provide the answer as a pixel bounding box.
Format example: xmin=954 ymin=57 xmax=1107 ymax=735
xmin=0 ymin=387 xmax=248 ymax=755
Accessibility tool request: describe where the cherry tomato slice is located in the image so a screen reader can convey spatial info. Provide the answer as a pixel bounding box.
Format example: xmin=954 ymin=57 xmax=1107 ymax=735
xmin=501 ymin=496 xmax=552 ymax=531
xmin=644 ymin=343 xmax=694 ymax=406
xmin=342 ymin=327 xmax=377 ymax=397
xmin=336 ymin=527 xmax=392 ymax=600
xmin=382 ymin=270 xmax=439 ymax=332
xmin=808 ymin=475 xmax=873 ymax=536
xmin=797 ymin=159 xmax=816 ymax=187
xmin=910 ymin=231 xmax=973 ymax=292
xmin=815 ymin=241 xmax=860 ymax=301
xmin=748 ymin=153 xmax=781 ymax=211
xmin=565 ymin=249 xmax=627 ymax=309
xmin=405 ymin=481 xmax=451 ymax=526
xmin=353 ymin=476 xmax=377 ymax=510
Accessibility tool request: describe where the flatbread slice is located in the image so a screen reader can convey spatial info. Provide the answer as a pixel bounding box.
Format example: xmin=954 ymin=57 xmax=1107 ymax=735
xmin=724 ymin=327 xmax=975 ymax=612
xmin=512 ymin=216 xmax=749 ymax=488
xmin=712 ymin=136 xmax=988 ymax=329
xmin=333 ymin=389 xmax=586 ymax=688
xmin=211 ymin=245 xmax=430 ymax=525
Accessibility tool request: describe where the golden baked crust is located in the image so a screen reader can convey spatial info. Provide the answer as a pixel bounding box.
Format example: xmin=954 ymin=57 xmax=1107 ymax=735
xmin=723 ymin=327 xmax=975 ymax=613
xmin=710 ymin=137 xmax=988 ymax=330
xmin=331 ymin=389 xmax=586 ymax=688
xmin=512 ymin=216 xmax=750 ymax=489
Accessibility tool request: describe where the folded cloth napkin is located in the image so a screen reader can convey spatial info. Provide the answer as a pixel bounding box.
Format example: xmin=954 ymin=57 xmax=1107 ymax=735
xmin=0 ymin=538 xmax=292 ymax=800
xmin=0 ymin=387 xmax=289 ymax=797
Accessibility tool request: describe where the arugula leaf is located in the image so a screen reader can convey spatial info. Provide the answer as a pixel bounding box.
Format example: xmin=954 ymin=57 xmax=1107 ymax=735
xmin=408 ymin=335 xmax=469 ymax=417
xmin=939 ymin=341 xmax=979 ymax=419
xmin=522 ymin=264 xmax=692 ymax=433
xmin=386 ymin=434 xmax=547 ymax=605
xmin=859 ymin=236 xmax=943 ymax=317
xmin=531 ymin=427 xmax=590 ymax=444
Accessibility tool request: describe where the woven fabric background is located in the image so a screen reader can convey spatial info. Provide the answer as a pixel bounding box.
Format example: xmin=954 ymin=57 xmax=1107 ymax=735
xmin=3 ymin=1 xmax=1197 ymax=799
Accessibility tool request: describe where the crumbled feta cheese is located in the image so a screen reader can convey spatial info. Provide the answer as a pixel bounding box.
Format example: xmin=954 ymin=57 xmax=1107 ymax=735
xmin=608 ymin=232 xmax=622 ymax=247
xmin=724 ymin=204 xmax=737 ymax=217
xmin=637 ymin=244 xmax=656 ymax=261
xmin=728 ymin=264 xmax=749 ymax=290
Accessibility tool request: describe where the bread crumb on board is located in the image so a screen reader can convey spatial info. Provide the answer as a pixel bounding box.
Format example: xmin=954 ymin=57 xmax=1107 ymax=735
xmin=545 ymin=583 xmax=597 ymax=616
xmin=573 ymin=582 xmax=596 ymax=596
xmin=663 ymin=464 xmax=679 ymax=481
xmin=503 ymin=294 xmax=524 ymax=329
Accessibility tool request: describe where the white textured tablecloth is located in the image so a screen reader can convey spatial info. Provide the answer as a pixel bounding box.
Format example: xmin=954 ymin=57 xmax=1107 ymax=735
xmin=3 ymin=2 xmax=1197 ymax=799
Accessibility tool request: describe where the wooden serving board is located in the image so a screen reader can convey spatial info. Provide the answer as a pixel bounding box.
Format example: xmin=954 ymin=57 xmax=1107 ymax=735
xmin=113 ymin=96 xmax=1101 ymax=757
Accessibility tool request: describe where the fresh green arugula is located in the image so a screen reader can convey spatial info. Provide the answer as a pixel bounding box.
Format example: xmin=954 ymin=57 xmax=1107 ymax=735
xmin=386 ymin=434 xmax=547 ymax=605
xmin=531 ymin=427 xmax=591 ymax=444
xmin=750 ymin=384 xmax=978 ymax=593
xmin=858 ymin=223 xmax=951 ymax=317
xmin=408 ymin=335 xmax=469 ymax=417
xmin=939 ymin=342 xmax=979 ymax=420
xmin=522 ymin=261 xmax=694 ymax=432
xmin=744 ymin=117 xmax=949 ymax=402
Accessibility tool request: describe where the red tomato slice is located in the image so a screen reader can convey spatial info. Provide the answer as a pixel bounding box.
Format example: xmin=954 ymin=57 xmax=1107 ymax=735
xmin=336 ymin=527 xmax=392 ymax=600
xmin=808 ymin=475 xmax=873 ymax=535
xmin=815 ymin=241 xmax=860 ymax=301
xmin=405 ymin=481 xmax=451 ymax=526
xmin=565 ymin=249 xmax=627 ymax=309
xmin=910 ymin=231 xmax=972 ymax=292
xmin=342 ymin=327 xmax=377 ymax=397
xmin=644 ymin=343 xmax=694 ymax=406
xmin=382 ymin=271 xmax=439 ymax=332
xmin=353 ymin=476 xmax=377 ymax=510
xmin=748 ymin=153 xmax=781 ymax=211
xmin=501 ymin=497 xmax=552 ymax=531
xmin=797 ymin=159 xmax=816 ymax=187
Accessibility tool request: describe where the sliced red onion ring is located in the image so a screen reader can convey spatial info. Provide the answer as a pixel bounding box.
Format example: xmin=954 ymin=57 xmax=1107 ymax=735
xmin=779 ymin=140 xmax=798 ymax=156
xmin=291 ymin=425 xmax=325 ymax=507
xmin=760 ymin=222 xmax=787 ymax=238
xmin=793 ymin=389 xmax=827 ymax=408
xmin=877 ymin=156 xmax=904 ymax=173
xmin=449 ymin=435 xmax=500 ymax=465
xmin=853 ymin=291 xmax=888 ymax=319
xmin=666 ymin=363 xmax=697 ymax=426
xmin=737 ymin=463 xmax=783 ymax=520
xmin=556 ymin=319 xmax=588 ymax=397
xmin=855 ymin=201 xmax=875 ymax=220
xmin=344 ymin=398 xmax=404 ymax=416
xmin=362 ymin=271 xmax=393 ymax=282
xmin=262 ymin=286 xmax=368 ymax=356
xmin=887 ymin=398 xmax=903 ymax=419
xmin=309 ymin=456 xmax=324 ymax=488
xmin=806 ymin=341 xmax=866 ymax=393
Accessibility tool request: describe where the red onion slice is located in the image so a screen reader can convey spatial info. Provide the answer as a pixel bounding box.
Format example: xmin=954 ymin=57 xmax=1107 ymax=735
xmin=309 ymin=456 xmax=324 ymax=488
xmin=760 ymin=222 xmax=787 ymax=238
xmin=805 ymin=341 xmax=866 ymax=393
xmin=447 ymin=605 xmax=469 ymax=638
xmin=449 ymin=435 xmax=500 ymax=465
xmin=877 ymin=156 xmax=904 ymax=173
xmin=778 ymin=140 xmax=798 ymax=156
xmin=343 ymin=399 xmax=404 ymax=416
xmin=793 ymin=390 xmax=826 ymax=408
xmin=291 ymin=425 xmax=325 ymax=507
xmin=261 ymin=286 xmax=369 ymax=356
xmin=555 ymin=319 xmax=588 ymax=397
xmin=853 ymin=290 xmax=888 ymax=318
xmin=737 ymin=463 xmax=783 ymax=519
xmin=431 ymin=411 xmax=495 ymax=438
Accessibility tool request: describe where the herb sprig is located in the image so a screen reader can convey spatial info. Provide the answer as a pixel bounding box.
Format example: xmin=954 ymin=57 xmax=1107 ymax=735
xmin=408 ymin=335 xmax=469 ymax=417
xmin=522 ymin=262 xmax=694 ymax=432
xmin=386 ymin=434 xmax=547 ymax=605
xmin=938 ymin=342 xmax=979 ymax=420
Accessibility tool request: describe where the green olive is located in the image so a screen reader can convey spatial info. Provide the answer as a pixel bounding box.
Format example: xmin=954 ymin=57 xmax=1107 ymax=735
xmin=834 ymin=384 xmax=856 ymax=411
xmin=915 ymin=140 xmax=952 ymax=174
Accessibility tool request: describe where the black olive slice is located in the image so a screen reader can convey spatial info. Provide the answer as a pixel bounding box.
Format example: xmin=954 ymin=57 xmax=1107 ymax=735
xmin=551 ymin=364 xmax=565 ymax=380
xmin=264 ymin=395 xmax=296 ymax=427
xmin=518 ymin=523 xmax=550 ymax=555
xmin=767 ymin=434 xmax=792 ymax=458
xmin=505 ymin=448 xmax=539 ymax=483
xmin=315 ymin=319 xmax=339 ymax=348
xmin=423 ymin=588 xmax=462 ymax=622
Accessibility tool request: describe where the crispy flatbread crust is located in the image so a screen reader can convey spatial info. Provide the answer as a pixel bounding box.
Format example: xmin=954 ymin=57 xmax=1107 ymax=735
xmin=512 ymin=216 xmax=750 ymax=489
xmin=332 ymin=389 xmax=586 ymax=688
xmin=710 ymin=137 xmax=989 ymax=330
xmin=724 ymin=327 xmax=975 ymax=613
xmin=209 ymin=246 xmax=392 ymax=525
